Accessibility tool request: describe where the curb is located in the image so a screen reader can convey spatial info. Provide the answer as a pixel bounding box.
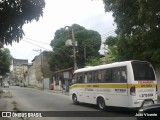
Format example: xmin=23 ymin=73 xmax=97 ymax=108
xmin=0 ymin=89 xmax=22 ymax=120
xmin=26 ymin=86 xmax=70 ymax=96
xmin=45 ymin=89 xmax=70 ymax=96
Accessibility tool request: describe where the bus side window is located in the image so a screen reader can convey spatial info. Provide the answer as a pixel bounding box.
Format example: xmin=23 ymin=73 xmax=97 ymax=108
xmin=88 ymin=72 xmax=93 ymax=83
xmin=112 ymin=67 xmax=127 ymax=83
xmin=93 ymin=71 xmax=98 ymax=83
xmin=112 ymin=68 xmax=121 ymax=83
xmin=77 ymin=74 xmax=83 ymax=83
xmin=105 ymin=69 xmax=112 ymax=83
xmin=84 ymin=73 xmax=88 ymax=83
xmin=98 ymin=71 xmax=103 ymax=83
xmin=120 ymin=67 xmax=127 ymax=83
xmin=93 ymin=71 xmax=102 ymax=83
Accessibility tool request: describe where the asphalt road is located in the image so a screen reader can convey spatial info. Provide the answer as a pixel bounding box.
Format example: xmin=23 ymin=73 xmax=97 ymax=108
xmin=5 ymin=86 xmax=137 ymax=120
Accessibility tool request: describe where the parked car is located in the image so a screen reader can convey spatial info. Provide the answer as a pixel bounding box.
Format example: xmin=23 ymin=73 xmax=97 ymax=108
xmin=137 ymin=103 xmax=160 ymax=120
xmin=3 ymin=82 xmax=9 ymax=88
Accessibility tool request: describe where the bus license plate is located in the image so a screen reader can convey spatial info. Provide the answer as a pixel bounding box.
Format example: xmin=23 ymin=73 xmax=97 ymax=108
xmin=143 ymin=101 xmax=153 ymax=106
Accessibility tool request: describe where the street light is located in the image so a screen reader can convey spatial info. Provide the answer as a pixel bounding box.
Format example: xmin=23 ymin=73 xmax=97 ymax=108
xmin=65 ymin=26 xmax=77 ymax=71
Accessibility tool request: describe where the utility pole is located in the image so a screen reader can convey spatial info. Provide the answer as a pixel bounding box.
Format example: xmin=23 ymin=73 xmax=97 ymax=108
xmin=103 ymin=43 xmax=109 ymax=63
xmin=65 ymin=26 xmax=77 ymax=71
xmin=33 ymin=49 xmax=44 ymax=90
xmin=71 ymin=28 xmax=77 ymax=71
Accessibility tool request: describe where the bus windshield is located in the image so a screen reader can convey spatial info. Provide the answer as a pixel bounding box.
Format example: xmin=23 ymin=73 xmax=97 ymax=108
xmin=132 ymin=61 xmax=155 ymax=81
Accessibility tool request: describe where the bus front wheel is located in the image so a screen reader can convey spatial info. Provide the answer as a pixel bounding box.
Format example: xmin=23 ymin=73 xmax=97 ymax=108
xmin=97 ymin=97 xmax=106 ymax=110
xmin=72 ymin=94 xmax=79 ymax=105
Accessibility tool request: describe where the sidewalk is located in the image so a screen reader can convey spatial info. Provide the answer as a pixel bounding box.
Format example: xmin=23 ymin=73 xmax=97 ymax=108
xmin=27 ymin=85 xmax=69 ymax=95
xmin=0 ymin=89 xmax=21 ymax=120
xmin=46 ymin=89 xmax=69 ymax=96
xmin=37 ymin=89 xmax=70 ymax=96
xmin=0 ymin=89 xmax=7 ymax=111
xmin=13 ymin=85 xmax=69 ymax=95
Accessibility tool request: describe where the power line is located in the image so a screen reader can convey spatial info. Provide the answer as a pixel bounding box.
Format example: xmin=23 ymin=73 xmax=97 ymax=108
xmin=22 ymin=29 xmax=117 ymax=54
xmin=101 ymin=32 xmax=116 ymax=40
xmin=101 ymin=29 xmax=116 ymax=37
xmin=23 ymin=37 xmax=50 ymax=45
xmin=101 ymin=32 xmax=116 ymax=37
xmin=23 ymin=40 xmax=51 ymax=51
xmin=22 ymin=39 xmax=70 ymax=56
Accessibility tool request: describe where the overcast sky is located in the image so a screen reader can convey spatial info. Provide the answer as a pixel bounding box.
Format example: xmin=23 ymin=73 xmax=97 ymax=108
xmin=5 ymin=0 xmax=116 ymax=63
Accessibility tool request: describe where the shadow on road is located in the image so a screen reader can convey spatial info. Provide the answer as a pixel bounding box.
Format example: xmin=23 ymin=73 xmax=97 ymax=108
xmin=73 ymin=103 xmax=137 ymax=117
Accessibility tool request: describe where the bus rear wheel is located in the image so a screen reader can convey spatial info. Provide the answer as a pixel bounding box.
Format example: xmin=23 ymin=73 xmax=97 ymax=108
xmin=97 ymin=97 xmax=106 ymax=110
xmin=72 ymin=94 xmax=79 ymax=105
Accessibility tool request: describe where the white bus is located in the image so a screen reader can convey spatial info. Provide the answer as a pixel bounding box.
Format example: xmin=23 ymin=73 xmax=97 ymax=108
xmin=69 ymin=60 xmax=158 ymax=110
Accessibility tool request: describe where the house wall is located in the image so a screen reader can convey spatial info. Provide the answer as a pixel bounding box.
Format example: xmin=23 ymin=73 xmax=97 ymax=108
xmin=12 ymin=59 xmax=28 ymax=85
xmin=33 ymin=51 xmax=53 ymax=80
xmin=28 ymin=67 xmax=37 ymax=86
xmin=13 ymin=65 xmax=28 ymax=85
xmin=27 ymin=51 xmax=53 ymax=88
xmin=44 ymin=78 xmax=50 ymax=89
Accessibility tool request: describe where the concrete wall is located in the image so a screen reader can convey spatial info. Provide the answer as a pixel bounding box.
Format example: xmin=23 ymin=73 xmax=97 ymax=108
xmin=29 ymin=51 xmax=53 ymax=87
xmin=28 ymin=68 xmax=37 ymax=86
xmin=33 ymin=51 xmax=53 ymax=80
xmin=27 ymin=51 xmax=53 ymax=88
xmin=13 ymin=65 xmax=28 ymax=85
xmin=44 ymin=78 xmax=50 ymax=89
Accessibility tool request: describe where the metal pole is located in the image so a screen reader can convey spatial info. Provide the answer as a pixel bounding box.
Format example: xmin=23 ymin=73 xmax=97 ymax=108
xmin=71 ymin=28 xmax=77 ymax=71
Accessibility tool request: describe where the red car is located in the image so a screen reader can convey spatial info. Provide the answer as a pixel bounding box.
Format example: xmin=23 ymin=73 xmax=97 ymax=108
xmin=49 ymin=83 xmax=54 ymax=90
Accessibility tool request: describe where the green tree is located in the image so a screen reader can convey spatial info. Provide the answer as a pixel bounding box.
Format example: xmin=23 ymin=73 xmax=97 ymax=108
xmin=0 ymin=48 xmax=12 ymax=75
xmin=0 ymin=0 xmax=45 ymax=45
xmin=76 ymin=29 xmax=101 ymax=67
xmin=104 ymin=36 xmax=119 ymax=63
xmin=103 ymin=0 xmax=160 ymax=66
xmin=49 ymin=24 xmax=101 ymax=71
xmin=85 ymin=56 xmax=103 ymax=66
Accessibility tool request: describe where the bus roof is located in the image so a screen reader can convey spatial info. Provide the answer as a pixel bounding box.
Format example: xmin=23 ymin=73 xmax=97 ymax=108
xmin=74 ymin=60 xmax=149 ymax=74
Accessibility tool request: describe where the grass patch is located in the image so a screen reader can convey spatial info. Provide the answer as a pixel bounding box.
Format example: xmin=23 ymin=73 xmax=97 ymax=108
xmin=13 ymin=106 xmax=20 ymax=112
xmin=12 ymin=101 xmax=17 ymax=105
xmin=2 ymin=92 xmax=12 ymax=98
xmin=13 ymin=106 xmax=17 ymax=111
xmin=12 ymin=102 xmax=21 ymax=112
xmin=3 ymin=96 xmax=9 ymax=98
xmin=3 ymin=95 xmax=12 ymax=98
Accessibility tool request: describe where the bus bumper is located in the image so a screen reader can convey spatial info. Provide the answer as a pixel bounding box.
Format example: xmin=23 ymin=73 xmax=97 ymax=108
xmin=133 ymin=99 xmax=157 ymax=108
